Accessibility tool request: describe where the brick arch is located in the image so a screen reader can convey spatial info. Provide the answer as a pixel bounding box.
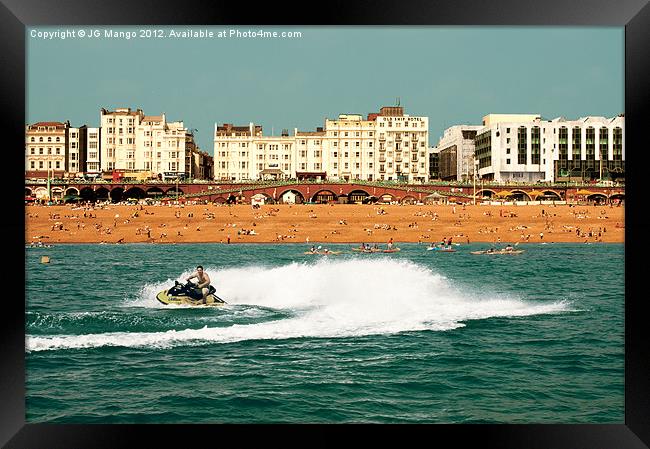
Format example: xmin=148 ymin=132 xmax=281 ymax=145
xmin=124 ymin=187 xmax=146 ymax=200
xmin=65 ymin=187 xmax=80 ymax=196
xmin=311 ymin=190 xmax=338 ymax=204
xmin=476 ymin=189 xmax=497 ymax=198
xmin=401 ymin=195 xmax=418 ymax=204
xmin=146 ymin=187 xmax=165 ymax=198
xmin=348 ymin=189 xmax=370 ymax=203
xmin=110 ymin=187 xmax=124 ymax=202
xmin=510 ymin=189 xmax=531 ymax=201
xmin=542 ymin=190 xmax=562 ymax=200
xmin=95 ymin=187 xmax=110 ymax=201
xmin=33 ymin=186 xmax=48 ymax=199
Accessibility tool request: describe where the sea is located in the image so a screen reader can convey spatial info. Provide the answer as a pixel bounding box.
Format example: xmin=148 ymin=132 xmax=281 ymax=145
xmin=25 ymin=242 xmax=624 ymax=423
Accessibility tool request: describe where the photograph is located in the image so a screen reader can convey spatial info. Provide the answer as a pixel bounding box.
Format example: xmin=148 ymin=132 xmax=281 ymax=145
xmin=3 ymin=0 xmax=649 ymax=447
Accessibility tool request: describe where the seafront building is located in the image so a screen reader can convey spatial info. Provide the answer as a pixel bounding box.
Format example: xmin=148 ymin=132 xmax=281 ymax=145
xmin=25 ymin=121 xmax=74 ymax=178
xmin=432 ymin=125 xmax=483 ymax=181
xmin=213 ymin=105 xmax=430 ymax=182
xmin=85 ymin=127 xmax=101 ymax=177
xmin=26 ymin=108 xmax=213 ymax=181
xmin=432 ymin=113 xmax=625 ymax=183
xmin=102 ymin=107 xmax=188 ymax=180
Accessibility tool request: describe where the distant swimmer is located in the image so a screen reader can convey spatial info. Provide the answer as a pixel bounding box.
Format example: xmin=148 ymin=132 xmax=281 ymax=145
xmin=186 ymin=265 xmax=211 ymax=301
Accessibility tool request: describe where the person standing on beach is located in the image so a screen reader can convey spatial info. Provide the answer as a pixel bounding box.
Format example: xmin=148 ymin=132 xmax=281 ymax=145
xmin=186 ymin=265 xmax=211 ymax=301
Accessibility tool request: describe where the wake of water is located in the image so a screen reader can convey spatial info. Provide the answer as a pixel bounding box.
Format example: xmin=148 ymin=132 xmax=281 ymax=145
xmin=27 ymin=258 xmax=574 ymax=351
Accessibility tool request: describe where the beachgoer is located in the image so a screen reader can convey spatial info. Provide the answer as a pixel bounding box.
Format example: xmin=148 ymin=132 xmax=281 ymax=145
xmin=186 ymin=265 xmax=211 ymax=301
xmin=387 ymin=238 xmax=393 ymax=250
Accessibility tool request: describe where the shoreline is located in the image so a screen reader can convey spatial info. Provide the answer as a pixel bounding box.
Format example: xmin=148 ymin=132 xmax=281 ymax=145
xmin=26 ymin=240 xmax=624 ymax=245
xmin=26 ymin=203 xmax=624 ymax=245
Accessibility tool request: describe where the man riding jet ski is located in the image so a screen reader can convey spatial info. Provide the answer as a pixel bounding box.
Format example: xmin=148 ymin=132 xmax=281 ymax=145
xmin=156 ymin=266 xmax=226 ymax=306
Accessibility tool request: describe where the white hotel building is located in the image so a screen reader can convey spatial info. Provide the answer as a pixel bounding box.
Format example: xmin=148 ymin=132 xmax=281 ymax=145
xmin=85 ymin=128 xmax=101 ymax=176
xmin=432 ymin=125 xmax=484 ymax=181
xmin=431 ymin=113 xmax=625 ymax=183
xmin=213 ymin=106 xmax=430 ymax=183
xmin=100 ymin=107 xmax=188 ymax=179
xmin=473 ymin=114 xmax=625 ymax=183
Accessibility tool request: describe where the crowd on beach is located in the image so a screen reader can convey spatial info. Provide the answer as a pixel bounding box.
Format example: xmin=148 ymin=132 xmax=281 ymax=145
xmin=26 ymin=198 xmax=624 ymax=246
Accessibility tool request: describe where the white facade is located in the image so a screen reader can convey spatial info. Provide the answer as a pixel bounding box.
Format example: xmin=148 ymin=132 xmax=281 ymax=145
xmin=214 ymin=123 xmax=295 ymax=181
xmin=86 ymin=127 xmax=101 ymax=174
xmin=323 ymin=114 xmax=377 ymax=181
xmin=25 ymin=121 xmax=69 ymax=176
xmin=136 ymin=115 xmax=187 ymax=178
xmin=374 ymin=112 xmax=429 ymax=182
xmin=100 ymin=107 xmax=187 ymax=178
xmin=67 ymin=127 xmax=81 ymax=175
xmin=100 ymin=108 xmax=142 ymax=172
xmin=433 ymin=125 xmax=483 ymax=181
xmin=213 ymin=106 xmax=430 ymax=183
xmin=474 ymin=114 xmax=625 ymax=183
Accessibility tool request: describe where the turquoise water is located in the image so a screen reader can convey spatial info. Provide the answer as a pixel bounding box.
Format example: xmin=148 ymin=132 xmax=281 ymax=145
xmin=25 ymin=242 xmax=624 ymax=423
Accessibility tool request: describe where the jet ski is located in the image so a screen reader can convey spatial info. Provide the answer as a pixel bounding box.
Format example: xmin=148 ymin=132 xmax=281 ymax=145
xmin=156 ymin=281 xmax=227 ymax=306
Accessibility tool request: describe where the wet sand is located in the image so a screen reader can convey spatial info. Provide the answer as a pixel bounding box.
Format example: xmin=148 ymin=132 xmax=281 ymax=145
xmin=25 ymin=203 xmax=624 ymax=245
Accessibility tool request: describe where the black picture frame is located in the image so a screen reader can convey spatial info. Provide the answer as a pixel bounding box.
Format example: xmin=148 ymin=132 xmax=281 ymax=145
xmin=3 ymin=0 xmax=648 ymax=447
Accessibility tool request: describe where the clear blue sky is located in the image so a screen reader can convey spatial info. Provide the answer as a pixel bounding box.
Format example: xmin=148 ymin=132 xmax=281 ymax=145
xmin=27 ymin=26 xmax=623 ymax=154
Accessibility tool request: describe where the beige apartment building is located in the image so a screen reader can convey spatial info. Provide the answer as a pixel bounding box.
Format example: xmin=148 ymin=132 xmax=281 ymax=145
xmin=25 ymin=121 xmax=71 ymax=178
xmin=213 ymin=105 xmax=430 ymax=182
xmin=26 ymin=108 xmax=212 ymax=181
xmin=99 ymin=107 xmax=211 ymax=180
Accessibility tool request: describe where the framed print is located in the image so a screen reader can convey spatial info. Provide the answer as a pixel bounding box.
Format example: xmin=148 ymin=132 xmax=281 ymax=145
xmin=3 ymin=0 xmax=649 ymax=447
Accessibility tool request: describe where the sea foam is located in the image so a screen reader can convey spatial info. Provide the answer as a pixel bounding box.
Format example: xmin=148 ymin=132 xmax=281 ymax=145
xmin=26 ymin=258 xmax=574 ymax=352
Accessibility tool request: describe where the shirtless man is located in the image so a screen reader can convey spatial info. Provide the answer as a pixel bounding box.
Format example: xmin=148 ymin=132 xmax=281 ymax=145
xmin=186 ymin=265 xmax=211 ymax=301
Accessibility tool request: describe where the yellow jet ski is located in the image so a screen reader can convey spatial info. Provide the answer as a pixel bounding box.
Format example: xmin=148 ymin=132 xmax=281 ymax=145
xmin=156 ymin=281 xmax=227 ymax=306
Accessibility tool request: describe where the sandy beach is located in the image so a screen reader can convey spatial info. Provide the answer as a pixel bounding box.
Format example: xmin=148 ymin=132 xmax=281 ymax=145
xmin=25 ymin=202 xmax=624 ymax=245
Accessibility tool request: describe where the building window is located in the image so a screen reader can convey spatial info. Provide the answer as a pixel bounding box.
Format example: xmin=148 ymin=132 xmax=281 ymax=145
xmin=518 ymin=127 xmax=527 ymax=164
